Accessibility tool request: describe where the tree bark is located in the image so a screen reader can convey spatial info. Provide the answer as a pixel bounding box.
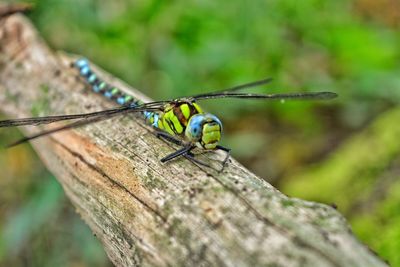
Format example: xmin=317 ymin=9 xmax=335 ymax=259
xmin=0 ymin=14 xmax=388 ymax=267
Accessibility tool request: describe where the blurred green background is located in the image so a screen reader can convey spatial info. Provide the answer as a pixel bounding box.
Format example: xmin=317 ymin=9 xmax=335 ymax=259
xmin=1 ymin=0 xmax=399 ymax=266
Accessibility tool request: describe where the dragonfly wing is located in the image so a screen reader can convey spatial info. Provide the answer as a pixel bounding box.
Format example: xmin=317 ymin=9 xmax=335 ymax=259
xmin=193 ymin=91 xmax=338 ymax=101
xmin=0 ymin=102 xmax=164 ymax=128
xmin=6 ymin=104 xmax=161 ymax=147
xmin=189 ymin=78 xmax=273 ymax=99
xmin=7 ymin=116 xmax=105 ymax=147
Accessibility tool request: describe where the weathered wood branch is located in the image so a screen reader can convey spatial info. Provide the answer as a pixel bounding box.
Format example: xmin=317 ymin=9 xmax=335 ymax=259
xmin=0 ymin=14 xmax=387 ymax=267
xmin=0 ymin=3 xmax=32 ymax=17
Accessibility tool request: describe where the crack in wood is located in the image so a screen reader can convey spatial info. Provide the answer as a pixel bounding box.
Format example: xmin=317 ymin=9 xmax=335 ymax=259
xmin=53 ymin=138 xmax=168 ymax=223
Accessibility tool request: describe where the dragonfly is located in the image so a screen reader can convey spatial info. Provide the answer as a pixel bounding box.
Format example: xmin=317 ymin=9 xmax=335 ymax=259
xmin=0 ymin=58 xmax=338 ymax=171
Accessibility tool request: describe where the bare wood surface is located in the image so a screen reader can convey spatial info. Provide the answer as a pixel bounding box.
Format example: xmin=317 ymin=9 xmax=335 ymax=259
xmin=0 ymin=14 xmax=388 ymax=267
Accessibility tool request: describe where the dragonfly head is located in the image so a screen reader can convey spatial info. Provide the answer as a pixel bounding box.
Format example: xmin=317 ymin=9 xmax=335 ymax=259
xmin=185 ymin=113 xmax=222 ymax=150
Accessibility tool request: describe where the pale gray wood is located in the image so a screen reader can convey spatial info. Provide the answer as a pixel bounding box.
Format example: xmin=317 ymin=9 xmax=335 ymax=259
xmin=0 ymin=14 xmax=387 ymax=267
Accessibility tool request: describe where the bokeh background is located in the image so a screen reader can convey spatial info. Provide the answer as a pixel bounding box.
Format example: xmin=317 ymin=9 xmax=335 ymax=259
xmin=1 ymin=0 xmax=399 ymax=266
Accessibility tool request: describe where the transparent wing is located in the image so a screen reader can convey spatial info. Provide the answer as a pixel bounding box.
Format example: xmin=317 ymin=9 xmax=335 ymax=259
xmin=193 ymin=91 xmax=338 ymax=101
xmin=6 ymin=104 xmax=162 ymax=147
xmin=189 ymin=78 xmax=337 ymax=101
xmin=0 ymin=102 xmax=165 ymax=128
xmin=190 ymin=78 xmax=273 ymax=99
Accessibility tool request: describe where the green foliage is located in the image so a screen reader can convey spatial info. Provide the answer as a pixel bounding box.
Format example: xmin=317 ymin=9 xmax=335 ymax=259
xmin=283 ymin=108 xmax=400 ymax=211
xmin=283 ymin=108 xmax=400 ymax=265
xmin=1 ymin=178 xmax=63 ymax=254
xmin=351 ymin=179 xmax=400 ymax=266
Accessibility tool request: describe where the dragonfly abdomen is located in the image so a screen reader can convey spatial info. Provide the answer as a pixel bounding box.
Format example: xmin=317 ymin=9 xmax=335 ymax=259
xmin=74 ymin=58 xmax=166 ymax=128
xmin=144 ymin=110 xmax=164 ymax=129
xmin=74 ymin=59 xmax=142 ymax=106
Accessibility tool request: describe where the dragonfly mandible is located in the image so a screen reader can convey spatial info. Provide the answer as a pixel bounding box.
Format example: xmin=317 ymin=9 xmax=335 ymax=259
xmin=0 ymin=58 xmax=338 ymax=171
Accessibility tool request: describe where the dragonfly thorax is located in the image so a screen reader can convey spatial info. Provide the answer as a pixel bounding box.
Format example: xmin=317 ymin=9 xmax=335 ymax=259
xmin=185 ymin=113 xmax=222 ymax=150
xmin=159 ymin=101 xmax=203 ymax=136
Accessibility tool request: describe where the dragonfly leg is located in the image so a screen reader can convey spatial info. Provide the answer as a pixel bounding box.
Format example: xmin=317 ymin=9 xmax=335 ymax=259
xmin=184 ymin=153 xmax=216 ymax=170
xmin=161 ymin=145 xmax=194 ymax=163
xmin=185 ymin=146 xmax=231 ymax=172
xmin=155 ymin=131 xmax=184 ymax=146
xmin=216 ymin=145 xmax=231 ymax=172
xmin=158 ymin=138 xmax=231 ymax=172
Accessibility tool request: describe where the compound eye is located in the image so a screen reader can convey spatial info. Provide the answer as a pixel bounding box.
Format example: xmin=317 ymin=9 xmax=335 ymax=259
xmin=191 ymin=125 xmax=201 ymax=137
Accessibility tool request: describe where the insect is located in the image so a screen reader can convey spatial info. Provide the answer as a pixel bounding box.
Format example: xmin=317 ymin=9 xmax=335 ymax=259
xmin=0 ymin=58 xmax=337 ymax=171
